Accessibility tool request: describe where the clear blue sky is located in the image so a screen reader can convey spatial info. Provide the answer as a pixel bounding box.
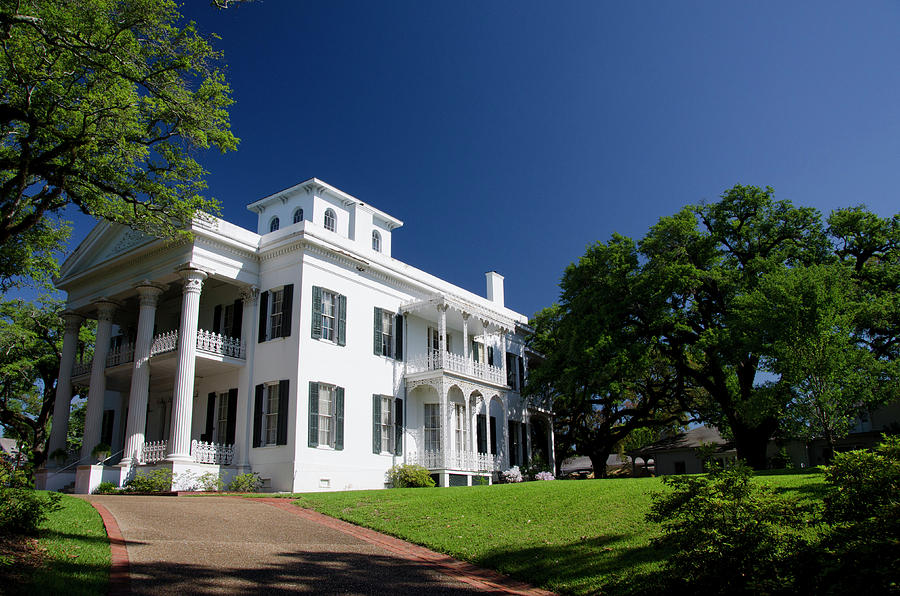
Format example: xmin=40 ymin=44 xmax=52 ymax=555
xmin=67 ymin=1 xmax=900 ymax=317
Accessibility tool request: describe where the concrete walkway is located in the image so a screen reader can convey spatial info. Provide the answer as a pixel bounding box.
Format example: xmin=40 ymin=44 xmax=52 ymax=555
xmin=85 ymin=495 xmax=552 ymax=595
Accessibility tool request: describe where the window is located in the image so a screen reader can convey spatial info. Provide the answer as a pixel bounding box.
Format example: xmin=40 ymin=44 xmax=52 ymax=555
xmin=213 ymin=299 xmax=243 ymax=339
xmin=264 ymin=384 xmax=279 ymax=445
xmin=206 ymin=389 xmax=237 ymax=444
xmin=216 ymin=392 xmax=229 ymax=441
xmin=258 ymin=285 xmax=293 ymax=342
xmin=372 ymin=230 xmax=381 ymax=252
xmin=269 ymin=217 xmax=280 ymax=233
xmin=324 ymin=208 xmax=336 ymax=232
xmin=509 ymin=420 xmax=520 ymax=466
xmin=293 ymin=208 xmax=303 ymax=224
xmin=312 ymin=286 xmax=346 ymax=345
xmin=373 ymin=308 xmax=402 ymax=359
xmin=308 ymin=382 xmax=344 ymax=449
xmin=471 ymin=339 xmax=483 ymax=363
xmin=424 ymin=404 xmax=441 ymax=452
xmin=254 ymin=381 xmax=288 ymax=447
xmin=372 ymin=395 xmax=395 ymax=454
xmin=454 ymin=403 xmax=467 ymax=453
xmin=427 ymin=327 xmax=451 ymax=354
xmin=101 ymin=410 xmax=115 ymax=447
xmin=506 ymin=352 xmax=518 ymax=389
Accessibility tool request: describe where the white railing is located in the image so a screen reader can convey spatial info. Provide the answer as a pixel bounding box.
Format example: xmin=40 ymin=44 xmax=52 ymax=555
xmin=406 ymin=350 xmax=505 ymax=385
xmin=195 ymin=329 xmax=245 ymax=359
xmin=140 ymin=440 xmax=168 ymax=464
xmin=149 ymin=329 xmax=245 ymax=360
xmin=190 ymin=440 xmax=234 ymax=465
xmin=72 ymin=360 xmax=92 ymax=376
xmin=408 ymin=449 xmax=498 ymax=472
xmin=106 ymin=343 xmax=135 ymax=367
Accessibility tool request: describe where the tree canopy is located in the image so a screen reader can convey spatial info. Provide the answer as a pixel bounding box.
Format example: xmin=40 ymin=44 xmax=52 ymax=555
xmin=528 ymin=185 xmax=899 ymax=469
xmin=0 ymin=0 xmax=238 ymax=287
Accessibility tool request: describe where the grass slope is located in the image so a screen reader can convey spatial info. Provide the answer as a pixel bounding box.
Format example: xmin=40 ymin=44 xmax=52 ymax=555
xmin=290 ymin=471 xmax=826 ymax=595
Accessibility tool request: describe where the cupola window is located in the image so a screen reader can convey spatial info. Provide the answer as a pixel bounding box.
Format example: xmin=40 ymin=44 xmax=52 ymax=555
xmin=269 ymin=217 xmax=280 ymax=233
xmin=293 ymin=208 xmax=303 ymax=224
xmin=324 ymin=209 xmax=336 ymax=232
xmin=372 ymin=230 xmax=381 ymax=252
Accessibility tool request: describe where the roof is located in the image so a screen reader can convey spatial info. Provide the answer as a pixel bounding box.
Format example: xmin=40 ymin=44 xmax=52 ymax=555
xmin=560 ymin=454 xmax=629 ymax=474
xmin=0 ymin=437 xmax=20 ymax=456
xmin=631 ymin=426 xmax=734 ymax=455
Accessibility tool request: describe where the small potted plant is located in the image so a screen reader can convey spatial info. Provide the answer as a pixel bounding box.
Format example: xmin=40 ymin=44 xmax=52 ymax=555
xmin=50 ymin=448 xmax=68 ymax=467
xmin=91 ymin=442 xmax=111 ymax=464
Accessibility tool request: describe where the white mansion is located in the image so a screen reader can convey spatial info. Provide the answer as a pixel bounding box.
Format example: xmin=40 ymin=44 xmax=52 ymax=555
xmin=38 ymin=179 xmax=554 ymax=493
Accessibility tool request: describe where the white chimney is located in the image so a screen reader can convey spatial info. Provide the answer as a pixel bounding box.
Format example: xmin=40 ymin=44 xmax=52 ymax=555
xmin=485 ymin=271 xmax=505 ymax=307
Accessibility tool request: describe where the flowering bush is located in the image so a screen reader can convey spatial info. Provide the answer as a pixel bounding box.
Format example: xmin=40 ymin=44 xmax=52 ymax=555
xmin=502 ymin=466 xmax=523 ymax=483
xmin=534 ymin=471 xmax=555 ymax=481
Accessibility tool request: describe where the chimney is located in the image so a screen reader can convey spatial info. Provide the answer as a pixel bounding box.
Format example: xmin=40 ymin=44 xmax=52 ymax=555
xmin=485 ymin=271 xmax=505 ymax=307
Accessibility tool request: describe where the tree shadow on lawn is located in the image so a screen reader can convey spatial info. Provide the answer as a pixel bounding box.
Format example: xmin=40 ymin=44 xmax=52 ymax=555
xmin=477 ymin=534 xmax=666 ymax=596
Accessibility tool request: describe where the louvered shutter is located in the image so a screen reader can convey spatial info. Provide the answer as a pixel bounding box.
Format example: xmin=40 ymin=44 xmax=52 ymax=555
xmin=477 ymin=414 xmax=487 ymax=453
xmin=225 ymin=388 xmax=238 ymax=445
xmin=253 ymin=384 xmax=264 ymax=447
xmin=311 ymin=286 xmax=323 ymax=339
xmin=258 ymin=291 xmax=268 ymax=343
xmin=372 ymin=395 xmax=381 ymax=453
xmin=487 ymin=347 xmax=494 ymax=366
xmin=203 ymin=392 xmax=216 ymax=442
xmin=276 ymin=379 xmax=289 ymax=445
xmin=490 ymin=416 xmax=497 ymax=454
xmin=395 ymin=314 xmax=403 ymax=360
xmin=308 ymin=382 xmax=319 ymax=447
xmin=337 ymin=294 xmax=347 ymax=346
xmin=232 ymin=299 xmax=243 ymax=339
xmin=509 ymin=420 xmax=517 ymax=466
xmin=518 ymin=356 xmax=525 ymax=391
xmin=281 ymin=284 xmax=293 ymax=338
xmin=522 ymin=423 xmax=529 ymax=467
xmin=334 ymin=386 xmax=345 ymax=450
xmin=373 ymin=308 xmax=383 ymax=356
xmin=394 ymin=398 xmax=403 ymax=456
xmin=212 ymin=305 xmax=222 ymax=334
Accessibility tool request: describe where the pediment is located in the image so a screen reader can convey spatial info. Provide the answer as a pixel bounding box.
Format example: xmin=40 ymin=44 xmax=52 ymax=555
xmin=58 ymin=222 xmax=156 ymax=282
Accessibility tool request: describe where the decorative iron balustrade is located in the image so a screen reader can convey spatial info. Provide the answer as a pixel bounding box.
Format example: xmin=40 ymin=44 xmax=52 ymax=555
xmin=140 ymin=440 xmax=167 ymax=464
xmin=72 ymin=360 xmax=92 ymax=376
xmin=406 ymin=350 xmax=505 ymax=385
xmin=190 ymin=440 xmax=234 ymax=465
xmin=407 ymin=449 xmax=498 ymax=472
xmin=149 ymin=329 xmax=245 ymax=359
xmin=150 ymin=330 xmax=178 ymax=356
xmin=106 ymin=343 xmax=134 ymax=367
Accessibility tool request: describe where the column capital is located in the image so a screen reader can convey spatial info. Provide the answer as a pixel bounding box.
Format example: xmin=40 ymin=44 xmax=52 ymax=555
xmin=177 ymin=267 xmax=207 ymax=294
xmin=135 ymin=281 xmax=167 ymax=306
xmin=435 ymin=302 xmax=449 ymax=313
xmin=461 ymin=311 xmax=470 ymax=320
xmin=61 ymin=311 xmax=84 ymax=333
xmin=94 ymin=300 xmax=119 ymax=322
xmin=239 ymin=285 xmax=260 ymax=304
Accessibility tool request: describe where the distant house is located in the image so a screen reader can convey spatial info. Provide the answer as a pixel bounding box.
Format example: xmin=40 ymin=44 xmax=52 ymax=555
xmin=559 ymin=454 xmax=631 ymax=477
xmin=630 ymin=426 xmax=736 ymax=475
xmin=0 ymin=437 xmax=23 ymax=468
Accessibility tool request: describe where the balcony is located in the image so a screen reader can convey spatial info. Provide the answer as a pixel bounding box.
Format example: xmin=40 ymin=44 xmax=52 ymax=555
xmin=406 ymin=350 xmax=505 ymax=386
xmin=138 ymin=440 xmax=235 ymax=465
xmin=407 ymin=449 xmax=500 ymax=472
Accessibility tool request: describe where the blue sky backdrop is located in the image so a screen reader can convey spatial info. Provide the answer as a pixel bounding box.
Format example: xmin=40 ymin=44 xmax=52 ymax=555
xmin=62 ymin=1 xmax=900 ymax=317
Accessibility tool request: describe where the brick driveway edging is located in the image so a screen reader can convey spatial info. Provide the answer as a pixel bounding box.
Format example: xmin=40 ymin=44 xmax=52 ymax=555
xmin=90 ymin=502 xmax=130 ymax=596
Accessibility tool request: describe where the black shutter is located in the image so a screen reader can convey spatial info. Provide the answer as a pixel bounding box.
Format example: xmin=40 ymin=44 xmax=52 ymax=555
xmin=225 ymin=388 xmax=238 ymax=445
xmin=394 ymin=398 xmax=403 ymax=456
xmin=276 ymin=379 xmax=289 ymax=445
xmin=522 ymin=423 xmax=529 ymax=467
xmin=490 ymin=416 xmax=497 ymax=454
xmin=472 ymin=340 xmax=479 ymax=363
xmin=509 ymin=420 xmax=517 ymax=466
xmin=373 ymin=308 xmax=383 ymax=356
xmin=395 ymin=314 xmax=403 ymax=360
xmin=253 ymin=384 xmax=264 ymax=447
xmin=337 ymin=294 xmax=347 ymax=346
xmin=518 ymin=356 xmax=525 ymax=391
xmin=488 ymin=347 xmax=494 ymax=366
xmin=281 ymin=284 xmax=293 ymax=338
xmin=311 ymin=286 xmax=322 ymax=339
xmin=308 ymin=382 xmax=319 ymax=447
xmin=477 ymin=414 xmax=487 ymax=453
xmin=334 ymin=386 xmax=345 ymax=450
xmin=506 ymin=353 xmax=516 ymax=387
xmin=258 ymin=291 xmax=269 ymax=343
xmin=232 ymin=299 xmax=243 ymax=339
xmin=212 ymin=305 xmax=222 ymax=334
xmin=372 ymin=395 xmax=381 ymax=453
xmin=203 ymin=392 xmax=216 ymax=442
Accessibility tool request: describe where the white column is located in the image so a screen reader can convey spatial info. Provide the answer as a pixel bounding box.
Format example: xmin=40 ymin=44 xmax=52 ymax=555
xmin=48 ymin=312 xmax=84 ymax=463
xmin=462 ymin=313 xmax=469 ymax=359
xmin=548 ymin=417 xmax=556 ymax=476
xmin=120 ymin=283 xmax=166 ymax=467
xmin=500 ymin=328 xmax=508 ymax=385
xmin=237 ymin=286 xmax=259 ymax=470
xmin=439 ymin=380 xmax=448 ymax=469
xmin=81 ymin=301 xmax=117 ymax=461
xmin=481 ymin=320 xmax=490 ymax=369
xmin=167 ymin=268 xmax=207 ymax=462
xmin=501 ymin=394 xmax=510 ymax=470
xmin=437 ymin=303 xmax=447 ymax=368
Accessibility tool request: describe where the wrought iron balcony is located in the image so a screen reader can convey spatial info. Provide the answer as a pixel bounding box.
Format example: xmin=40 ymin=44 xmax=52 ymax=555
xmin=406 ymin=349 xmax=505 ymax=385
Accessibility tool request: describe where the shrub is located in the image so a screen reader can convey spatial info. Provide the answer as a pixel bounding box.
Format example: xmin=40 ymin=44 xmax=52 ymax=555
xmin=197 ymin=472 xmax=224 ymax=492
xmin=0 ymin=458 xmax=29 ymax=488
xmin=125 ymin=468 xmax=174 ymax=493
xmin=522 ymin=454 xmax=553 ymax=480
xmin=0 ymin=489 xmax=61 ymax=534
xmin=501 ymin=466 xmax=523 ymax=483
xmin=647 ymin=461 xmax=813 ymax=594
xmin=227 ymin=472 xmax=263 ymax=493
xmin=91 ymin=442 xmax=111 ymax=462
xmin=92 ymin=482 xmax=120 ymax=495
xmin=173 ymin=470 xmax=198 ymax=491
xmin=534 ymin=471 xmax=555 ymax=481
xmin=473 ymin=475 xmax=490 ymax=486
xmin=387 ymin=464 xmax=435 ymax=488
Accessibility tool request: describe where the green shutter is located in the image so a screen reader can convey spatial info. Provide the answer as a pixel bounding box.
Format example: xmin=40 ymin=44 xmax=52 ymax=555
xmin=276 ymin=379 xmax=289 ymax=445
xmin=394 ymin=314 xmax=403 ymax=360
xmin=337 ymin=294 xmax=347 ymax=346
xmin=308 ymin=382 xmax=319 ymax=448
xmin=372 ymin=395 xmax=381 ymax=453
xmin=311 ymin=286 xmax=322 ymax=339
xmin=203 ymin=392 xmax=216 ymax=442
xmin=477 ymin=414 xmax=487 ymax=453
xmin=225 ymin=388 xmax=238 ymax=445
xmin=280 ymin=284 xmax=293 ymax=338
xmin=334 ymin=386 xmax=345 ymax=450
xmin=394 ymin=398 xmax=403 ymax=456
xmin=373 ymin=308 xmax=383 ymax=356
xmin=253 ymin=384 xmax=264 ymax=447
xmin=258 ymin=291 xmax=268 ymax=343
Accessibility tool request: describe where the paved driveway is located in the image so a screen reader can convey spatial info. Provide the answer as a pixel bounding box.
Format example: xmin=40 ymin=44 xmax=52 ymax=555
xmin=85 ymin=496 xmax=537 ymax=595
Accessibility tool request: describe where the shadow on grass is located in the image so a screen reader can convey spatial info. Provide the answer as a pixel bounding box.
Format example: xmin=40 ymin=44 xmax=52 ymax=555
xmin=477 ymin=534 xmax=666 ymax=596
xmin=754 ymin=467 xmax=825 ymax=476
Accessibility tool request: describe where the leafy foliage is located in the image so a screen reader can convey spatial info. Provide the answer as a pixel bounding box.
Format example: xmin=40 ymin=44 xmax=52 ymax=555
xmin=92 ymin=481 xmax=119 ymax=495
xmin=386 ymin=463 xmax=435 ymax=488
xmin=227 ymin=472 xmax=262 ymax=493
xmin=124 ymin=468 xmax=173 ymax=493
xmin=0 ymin=461 xmax=61 ymax=533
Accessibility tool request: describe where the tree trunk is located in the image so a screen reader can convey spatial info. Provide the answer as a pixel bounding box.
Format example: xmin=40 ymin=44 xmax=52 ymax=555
xmin=731 ymin=417 xmax=778 ymax=469
xmin=589 ymin=451 xmax=610 ymax=479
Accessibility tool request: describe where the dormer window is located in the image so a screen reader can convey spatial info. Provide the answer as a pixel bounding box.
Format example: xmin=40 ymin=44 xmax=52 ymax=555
xmin=372 ymin=230 xmax=381 ymax=252
xmin=269 ymin=217 xmax=280 ymax=233
xmin=324 ymin=209 xmax=336 ymax=232
xmin=293 ymin=208 xmax=303 ymax=224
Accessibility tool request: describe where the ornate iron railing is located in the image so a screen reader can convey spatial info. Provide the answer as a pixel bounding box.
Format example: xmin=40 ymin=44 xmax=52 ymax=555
xmin=190 ymin=440 xmax=234 ymax=465
xmin=406 ymin=350 xmax=505 ymax=385
xmin=195 ymin=329 xmax=245 ymax=359
xmin=150 ymin=330 xmax=178 ymax=356
xmin=140 ymin=440 xmax=167 ymax=464
xmin=407 ymin=449 xmax=498 ymax=472
xmin=72 ymin=360 xmax=92 ymax=376
xmin=106 ymin=343 xmax=134 ymax=367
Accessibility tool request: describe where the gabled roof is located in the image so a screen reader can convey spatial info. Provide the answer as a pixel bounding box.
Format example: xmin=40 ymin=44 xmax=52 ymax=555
xmin=56 ymin=221 xmax=157 ymax=287
xmin=631 ymin=426 xmax=734 ymax=455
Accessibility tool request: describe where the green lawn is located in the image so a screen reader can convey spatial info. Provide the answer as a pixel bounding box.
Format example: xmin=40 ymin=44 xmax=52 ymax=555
xmin=19 ymin=493 xmax=110 ymax=596
xmin=288 ymin=470 xmax=826 ymax=595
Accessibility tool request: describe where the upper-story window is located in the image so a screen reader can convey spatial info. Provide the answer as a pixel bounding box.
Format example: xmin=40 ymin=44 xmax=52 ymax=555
xmin=372 ymin=230 xmax=381 ymax=252
xmin=311 ymin=286 xmax=346 ymax=345
xmin=293 ymin=208 xmax=303 ymax=224
xmin=324 ymin=209 xmax=336 ymax=232
xmin=269 ymin=217 xmax=280 ymax=233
